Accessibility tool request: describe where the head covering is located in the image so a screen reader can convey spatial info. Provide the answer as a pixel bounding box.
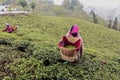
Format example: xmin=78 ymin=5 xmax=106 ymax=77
xmin=66 ymin=24 xmax=80 ymax=37
xmin=5 ymin=23 xmax=10 ymax=27
xmin=5 ymin=23 xmax=9 ymax=26
xmin=70 ymin=24 xmax=79 ymax=34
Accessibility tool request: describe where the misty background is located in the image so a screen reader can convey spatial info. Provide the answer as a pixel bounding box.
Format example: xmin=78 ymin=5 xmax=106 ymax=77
xmin=53 ymin=0 xmax=120 ymax=20
xmin=0 ymin=0 xmax=120 ymax=30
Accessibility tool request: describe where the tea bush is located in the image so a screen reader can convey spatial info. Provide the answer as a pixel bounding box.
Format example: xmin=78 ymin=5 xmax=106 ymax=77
xmin=0 ymin=15 xmax=120 ymax=80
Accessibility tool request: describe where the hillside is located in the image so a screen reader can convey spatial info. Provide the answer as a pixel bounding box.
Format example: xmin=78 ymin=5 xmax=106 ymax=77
xmin=0 ymin=15 xmax=120 ymax=80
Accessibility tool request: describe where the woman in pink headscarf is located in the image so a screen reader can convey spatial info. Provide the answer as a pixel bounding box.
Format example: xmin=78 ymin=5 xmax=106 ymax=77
xmin=2 ymin=23 xmax=14 ymax=33
xmin=58 ymin=24 xmax=84 ymax=58
xmin=66 ymin=24 xmax=84 ymax=57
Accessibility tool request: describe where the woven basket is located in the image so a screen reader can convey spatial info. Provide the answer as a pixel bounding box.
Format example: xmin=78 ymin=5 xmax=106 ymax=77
xmin=58 ymin=36 xmax=81 ymax=62
xmin=59 ymin=47 xmax=80 ymax=62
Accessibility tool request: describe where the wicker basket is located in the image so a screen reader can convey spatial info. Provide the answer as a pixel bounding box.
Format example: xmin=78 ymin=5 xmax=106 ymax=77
xmin=59 ymin=47 xmax=80 ymax=62
xmin=58 ymin=36 xmax=81 ymax=62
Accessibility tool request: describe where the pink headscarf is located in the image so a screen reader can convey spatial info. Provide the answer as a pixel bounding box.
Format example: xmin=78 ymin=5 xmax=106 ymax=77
xmin=66 ymin=24 xmax=80 ymax=37
xmin=71 ymin=24 xmax=79 ymax=34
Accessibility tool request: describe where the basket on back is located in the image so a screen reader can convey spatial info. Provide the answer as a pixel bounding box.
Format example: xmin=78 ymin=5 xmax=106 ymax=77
xmin=58 ymin=36 xmax=82 ymax=62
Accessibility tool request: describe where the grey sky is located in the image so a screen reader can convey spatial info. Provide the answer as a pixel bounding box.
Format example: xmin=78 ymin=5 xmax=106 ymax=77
xmin=53 ymin=0 xmax=120 ymax=9
xmin=53 ymin=0 xmax=120 ymax=19
xmin=81 ymin=0 xmax=120 ymax=9
xmin=53 ymin=0 xmax=63 ymax=5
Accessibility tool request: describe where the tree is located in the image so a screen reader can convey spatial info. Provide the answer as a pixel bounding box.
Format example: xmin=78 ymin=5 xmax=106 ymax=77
xmin=108 ymin=19 xmax=112 ymax=28
xmin=45 ymin=0 xmax=53 ymax=5
xmin=0 ymin=0 xmax=11 ymax=5
xmin=30 ymin=2 xmax=36 ymax=10
xmin=70 ymin=0 xmax=83 ymax=10
xmin=62 ymin=0 xmax=71 ymax=9
xmin=108 ymin=10 xmax=115 ymax=28
xmin=53 ymin=5 xmax=64 ymax=16
xmin=112 ymin=17 xmax=118 ymax=30
xmin=18 ymin=0 xmax=27 ymax=8
xmin=108 ymin=6 xmax=120 ymax=28
xmin=44 ymin=0 xmax=54 ymax=9
xmin=62 ymin=0 xmax=83 ymax=10
xmin=71 ymin=0 xmax=77 ymax=6
xmin=90 ymin=10 xmax=98 ymax=24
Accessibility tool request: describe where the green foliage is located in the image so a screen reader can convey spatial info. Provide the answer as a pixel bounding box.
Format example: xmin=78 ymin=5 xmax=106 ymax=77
xmin=65 ymin=45 xmax=76 ymax=49
xmin=52 ymin=5 xmax=64 ymax=16
xmin=0 ymin=15 xmax=120 ymax=79
xmin=62 ymin=0 xmax=71 ymax=9
xmin=17 ymin=0 xmax=27 ymax=8
xmin=62 ymin=0 xmax=83 ymax=10
xmin=30 ymin=2 xmax=36 ymax=10
xmin=0 ymin=0 xmax=11 ymax=5
xmin=112 ymin=17 xmax=118 ymax=30
xmin=71 ymin=0 xmax=83 ymax=10
xmin=44 ymin=0 xmax=54 ymax=5
xmin=90 ymin=10 xmax=98 ymax=24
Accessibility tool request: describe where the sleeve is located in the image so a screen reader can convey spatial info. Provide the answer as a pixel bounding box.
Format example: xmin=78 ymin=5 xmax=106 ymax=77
xmin=58 ymin=37 xmax=64 ymax=47
xmin=2 ymin=26 xmax=7 ymax=31
xmin=80 ymin=40 xmax=84 ymax=56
